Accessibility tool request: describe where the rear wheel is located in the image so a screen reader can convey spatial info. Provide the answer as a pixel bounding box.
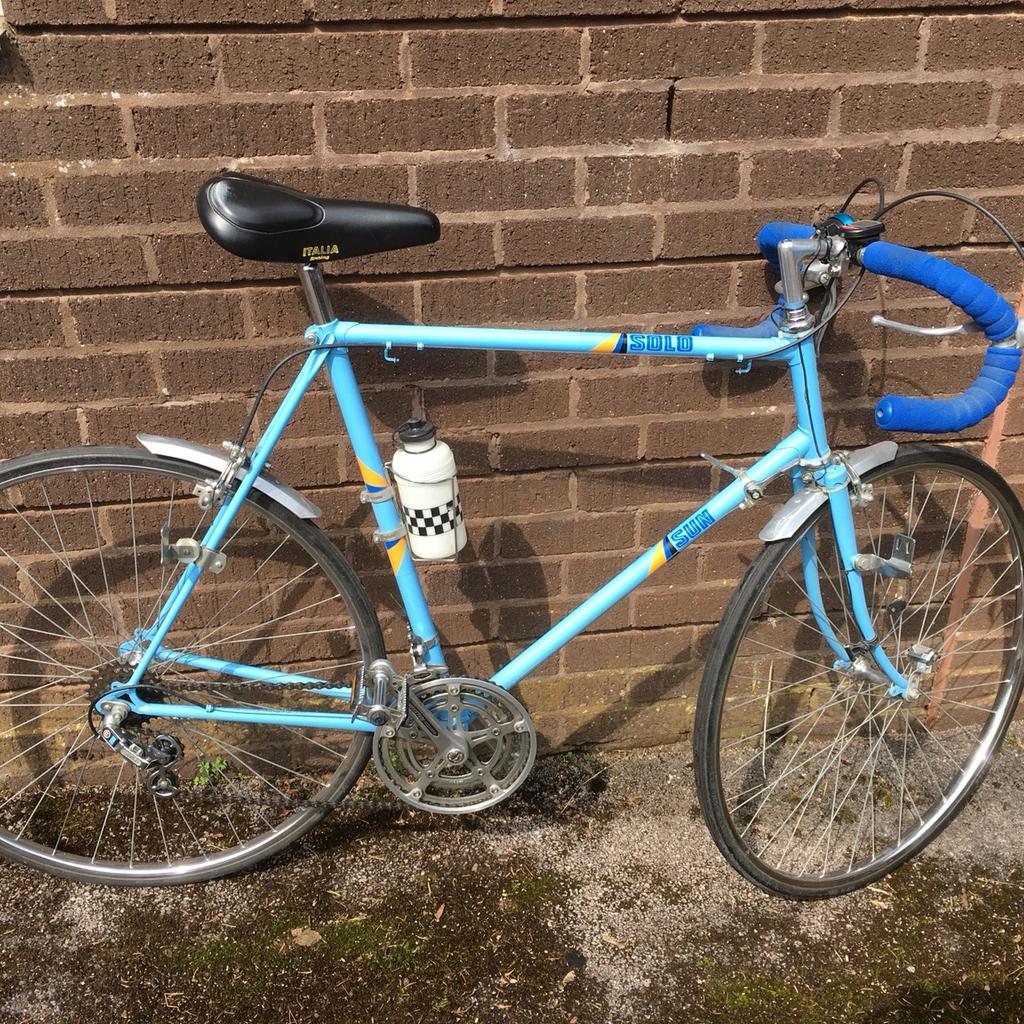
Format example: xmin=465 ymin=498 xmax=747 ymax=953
xmin=695 ymin=444 xmax=1024 ymax=898
xmin=0 ymin=447 xmax=383 ymax=885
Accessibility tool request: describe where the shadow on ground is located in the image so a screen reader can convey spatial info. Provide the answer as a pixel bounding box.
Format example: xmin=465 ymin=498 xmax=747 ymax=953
xmin=1 ymin=740 xmax=1023 ymax=1023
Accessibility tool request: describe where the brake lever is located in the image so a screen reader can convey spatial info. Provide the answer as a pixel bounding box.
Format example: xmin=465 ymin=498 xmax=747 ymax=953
xmin=870 ymin=315 xmax=984 ymax=337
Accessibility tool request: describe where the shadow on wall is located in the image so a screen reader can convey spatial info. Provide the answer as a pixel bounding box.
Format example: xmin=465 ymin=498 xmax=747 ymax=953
xmin=558 ymin=636 xmax=710 ymax=753
xmin=273 ymin=302 xmax=876 ymax=749
xmin=325 ymin=284 xmax=415 ymax=328
xmin=0 ymin=31 xmax=31 ymax=91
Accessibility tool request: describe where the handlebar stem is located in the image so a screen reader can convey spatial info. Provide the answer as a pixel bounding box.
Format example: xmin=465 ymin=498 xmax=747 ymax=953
xmin=776 ymin=236 xmax=823 ymax=331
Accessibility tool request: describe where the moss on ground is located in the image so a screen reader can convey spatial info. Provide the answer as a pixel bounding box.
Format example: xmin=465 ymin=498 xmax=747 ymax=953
xmin=672 ymin=858 xmax=1024 ymax=1024
xmin=52 ymin=839 xmax=600 ymax=1024
xmin=1 ymin=751 xmax=1023 ymax=1023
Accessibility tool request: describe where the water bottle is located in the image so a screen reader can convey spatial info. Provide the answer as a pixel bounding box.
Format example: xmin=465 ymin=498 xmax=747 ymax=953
xmin=390 ymin=419 xmax=467 ymax=561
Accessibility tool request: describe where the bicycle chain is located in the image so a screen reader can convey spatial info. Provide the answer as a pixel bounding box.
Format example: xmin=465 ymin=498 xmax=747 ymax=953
xmin=91 ymin=670 xmax=405 ymax=817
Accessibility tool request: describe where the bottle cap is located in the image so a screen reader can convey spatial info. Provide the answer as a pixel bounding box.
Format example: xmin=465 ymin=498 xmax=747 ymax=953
xmin=397 ymin=418 xmax=437 ymax=445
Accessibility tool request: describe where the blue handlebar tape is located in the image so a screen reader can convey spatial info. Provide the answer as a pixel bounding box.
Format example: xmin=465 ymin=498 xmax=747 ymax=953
xmin=756 ymin=222 xmax=815 ymax=272
xmin=875 ymin=345 xmax=1021 ymax=433
xmin=862 ymin=240 xmax=1020 ymax=432
xmin=861 ymin=241 xmax=1017 ymax=343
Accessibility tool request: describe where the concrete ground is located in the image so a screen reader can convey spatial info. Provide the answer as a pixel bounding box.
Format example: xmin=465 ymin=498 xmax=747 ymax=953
xmin=1 ymin=739 xmax=1023 ymax=1024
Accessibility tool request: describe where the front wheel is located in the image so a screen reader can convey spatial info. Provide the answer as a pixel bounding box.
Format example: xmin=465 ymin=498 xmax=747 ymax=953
xmin=695 ymin=444 xmax=1024 ymax=898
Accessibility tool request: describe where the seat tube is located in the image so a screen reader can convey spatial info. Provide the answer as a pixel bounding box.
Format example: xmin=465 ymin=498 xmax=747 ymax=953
xmin=326 ymin=348 xmax=447 ymax=671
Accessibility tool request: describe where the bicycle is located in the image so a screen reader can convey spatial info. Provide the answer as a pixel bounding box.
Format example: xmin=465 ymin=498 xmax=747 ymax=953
xmin=0 ymin=171 xmax=1021 ymax=899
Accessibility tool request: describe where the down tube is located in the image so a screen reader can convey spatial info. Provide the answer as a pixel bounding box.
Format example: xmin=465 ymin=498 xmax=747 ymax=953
xmin=491 ymin=429 xmax=812 ymax=690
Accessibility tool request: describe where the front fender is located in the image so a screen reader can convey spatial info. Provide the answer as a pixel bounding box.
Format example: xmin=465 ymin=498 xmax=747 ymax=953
xmin=136 ymin=433 xmax=321 ymax=520
xmin=758 ymin=440 xmax=899 ymax=543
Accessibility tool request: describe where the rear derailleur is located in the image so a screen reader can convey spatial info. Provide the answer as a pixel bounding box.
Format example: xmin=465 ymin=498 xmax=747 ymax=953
xmin=93 ymin=698 xmax=185 ymax=799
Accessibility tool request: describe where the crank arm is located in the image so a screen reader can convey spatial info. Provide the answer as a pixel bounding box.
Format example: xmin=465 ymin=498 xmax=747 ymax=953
xmin=405 ymin=686 xmax=470 ymax=760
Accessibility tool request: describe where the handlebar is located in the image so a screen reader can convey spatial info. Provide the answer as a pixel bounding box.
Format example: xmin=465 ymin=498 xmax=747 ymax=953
xmin=860 ymin=241 xmax=1017 ymax=343
xmin=756 ymin=221 xmax=1021 ymax=434
xmin=874 ymin=346 xmax=1021 ymax=433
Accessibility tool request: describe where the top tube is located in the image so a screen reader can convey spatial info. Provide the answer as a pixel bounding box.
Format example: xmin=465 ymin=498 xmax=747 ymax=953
xmin=323 ymin=321 xmax=798 ymax=364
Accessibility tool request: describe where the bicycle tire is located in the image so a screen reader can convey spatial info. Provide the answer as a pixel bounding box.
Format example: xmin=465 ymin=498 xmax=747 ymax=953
xmin=694 ymin=443 xmax=1024 ymax=898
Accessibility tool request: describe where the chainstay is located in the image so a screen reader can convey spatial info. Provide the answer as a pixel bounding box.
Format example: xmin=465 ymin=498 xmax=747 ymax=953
xmin=94 ymin=673 xmax=399 ymax=814
xmin=144 ymin=673 xmax=360 ymax=694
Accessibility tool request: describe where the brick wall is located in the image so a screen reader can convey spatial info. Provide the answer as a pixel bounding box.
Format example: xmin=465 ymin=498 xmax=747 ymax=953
xmin=2 ymin=0 xmax=1024 ymax=751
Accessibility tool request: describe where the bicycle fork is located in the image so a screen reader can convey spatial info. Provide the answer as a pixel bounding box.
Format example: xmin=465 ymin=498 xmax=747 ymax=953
xmin=804 ymin=477 xmax=916 ymax=699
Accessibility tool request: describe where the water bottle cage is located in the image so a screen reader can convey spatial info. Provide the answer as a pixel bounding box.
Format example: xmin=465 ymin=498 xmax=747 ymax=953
xmin=360 ymin=484 xmax=396 ymax=504
xmin=373 ymin=525 xmax=406 ymax=544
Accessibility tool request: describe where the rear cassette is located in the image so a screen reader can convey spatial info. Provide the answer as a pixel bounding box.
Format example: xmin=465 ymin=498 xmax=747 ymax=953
xmin=373 ymin=677 xmax=536 ymax=814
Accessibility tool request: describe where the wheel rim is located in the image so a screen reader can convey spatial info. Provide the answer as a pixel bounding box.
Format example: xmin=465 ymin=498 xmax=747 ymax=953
xmin=712 ymin=454 xmax=1024 ymax=889
xmin=0 ymin=451 xmax=375 ymax=882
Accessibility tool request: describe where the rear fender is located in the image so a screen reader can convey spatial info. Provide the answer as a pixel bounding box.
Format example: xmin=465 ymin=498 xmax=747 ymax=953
xmin=136 ymin=433 xmax=321 ymax=520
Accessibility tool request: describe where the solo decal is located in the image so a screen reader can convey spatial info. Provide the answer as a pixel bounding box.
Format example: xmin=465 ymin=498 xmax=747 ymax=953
xmin=624 ymin=334 xmax=694 ymax=355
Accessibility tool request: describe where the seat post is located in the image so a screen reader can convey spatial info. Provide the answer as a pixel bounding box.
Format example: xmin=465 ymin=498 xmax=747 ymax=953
xmin=298 ymin=263 xmax=334 ymax=325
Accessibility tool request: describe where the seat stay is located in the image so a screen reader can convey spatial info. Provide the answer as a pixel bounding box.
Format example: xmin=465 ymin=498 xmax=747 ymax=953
xmin=125 ymin=643 xmax=353 ymax=702
xmin=119 ymin=345 xmax=332 ymax=688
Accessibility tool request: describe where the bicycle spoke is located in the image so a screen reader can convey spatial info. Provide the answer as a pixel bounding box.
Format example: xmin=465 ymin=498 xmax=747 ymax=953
xmin=0 ymin=455 xmax=372 ymax=882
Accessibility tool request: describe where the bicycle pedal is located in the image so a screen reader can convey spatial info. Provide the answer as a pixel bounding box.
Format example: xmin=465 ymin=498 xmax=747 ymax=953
xmin=853 ymin=533 xmax=915 ymax=580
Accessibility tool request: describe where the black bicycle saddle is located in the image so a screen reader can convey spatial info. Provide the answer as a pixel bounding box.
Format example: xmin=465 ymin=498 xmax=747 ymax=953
xmin=197 ymin=171 xmax=440 ymax=265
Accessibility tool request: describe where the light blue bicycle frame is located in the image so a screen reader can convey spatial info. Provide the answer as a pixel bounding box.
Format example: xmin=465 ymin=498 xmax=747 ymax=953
xmin=110 ymin=316 xmax=912 ymax=733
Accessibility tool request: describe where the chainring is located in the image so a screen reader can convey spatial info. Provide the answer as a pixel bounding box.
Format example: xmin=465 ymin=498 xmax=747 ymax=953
xmin=373 ymin=677 xmax=536 ymax=814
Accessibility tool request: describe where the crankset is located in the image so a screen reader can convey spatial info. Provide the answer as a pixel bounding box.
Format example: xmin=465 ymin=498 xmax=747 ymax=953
xmin=372 ymin=677 xmax=537 ymax=814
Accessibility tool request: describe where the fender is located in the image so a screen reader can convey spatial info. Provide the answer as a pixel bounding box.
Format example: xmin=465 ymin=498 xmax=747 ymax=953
xmin=758 ymin=441 xmax=899 ymax=543
xmin=136 ymin=433 xmax=322 ymax=520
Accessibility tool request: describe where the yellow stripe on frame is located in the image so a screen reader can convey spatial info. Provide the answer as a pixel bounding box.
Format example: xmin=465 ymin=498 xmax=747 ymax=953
xmin=648 ymin=542 xmax=668 ymax=576
xmin=591 ymin=333 xmax=622 ymax=353
xmin=357 ymin=457 xmax=388 ymax=489
xmin=387 ymin=538 xmax=407 ymax=574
